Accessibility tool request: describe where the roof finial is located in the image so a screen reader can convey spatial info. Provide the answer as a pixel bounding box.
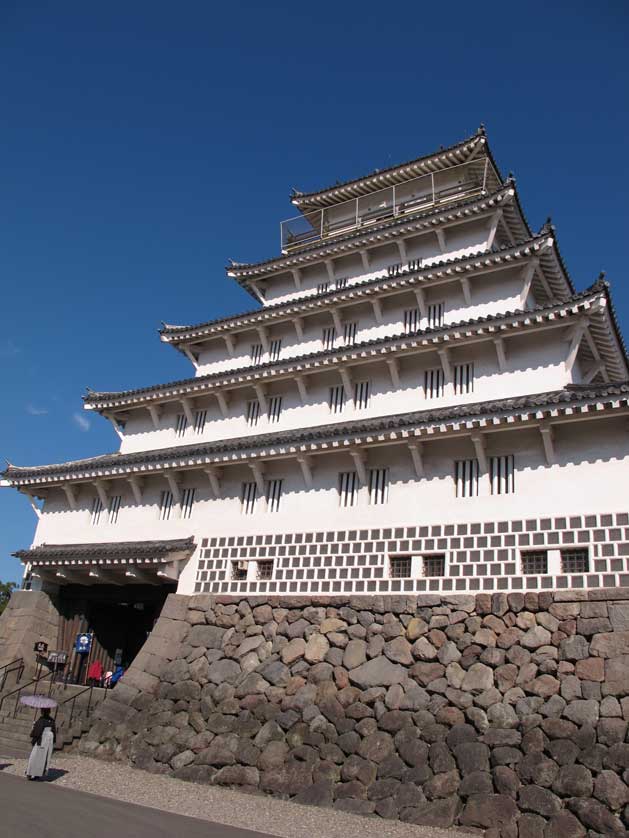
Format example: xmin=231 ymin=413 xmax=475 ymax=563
xmin=595 ymin=270 xmax=607 ymax=288
xmin=477 ymin=123 xmax=486 ymax=135
xmin=539 ymin=216 xmax=554 ymax=235
xmin=506 ymin=171 xmax=516 ymax=185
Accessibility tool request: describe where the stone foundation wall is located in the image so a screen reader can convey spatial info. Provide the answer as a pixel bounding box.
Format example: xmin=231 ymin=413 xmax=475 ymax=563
xmin=0 ymin=590 xmax=60 ymax=674
xmin=83 ymin=591 xmax=629 ymax=836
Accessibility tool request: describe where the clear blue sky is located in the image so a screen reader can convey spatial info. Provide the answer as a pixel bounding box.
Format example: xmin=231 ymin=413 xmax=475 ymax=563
xmin=1 ymin=1 xmax=628 ymax=584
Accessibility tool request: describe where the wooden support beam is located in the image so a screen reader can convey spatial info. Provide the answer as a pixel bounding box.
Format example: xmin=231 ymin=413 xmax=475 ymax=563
xmin=349 ymin=450 xmax=367 ymax=484
xmin=94 ymin=480 xmax=109 ymax=509
xmin=396 ymin=239 xmax=408 ymax=263
xmin=249 ymin=462 xmax=266 ymax=496
xmin=297 ymin=455 xmax=314 ymax=488
xmin=147 ymin=404 xmax=161 ymax=430
xmin=63 ymin=484 xmax=78 ymax=511
xmin=21 ymin=490 xmax=42 ymax=519
xmin=386 ymin=358 xmax=401 ymax=388
xmin=471 ymin=433 xmax=488 ymax=473
xmin=180 ymin=397 xmax=195 ymax=426
xmin=182 ymin=346 xmax=199 ymax=369
xmin=204 ymin=467 xmax=222 ymax=498
xmin=371 ymin=298 xmax=383 ymax=324
xmin=293 ymin=317 xmax=304 ymax=340
xmin=215 ymin=391 xmax=230 ymax=418
xmin=435 ymin=228 xmax=447 ymax=254
xmin=324 ymin=259 xmax=335 ymax=283
xmin=291 ymin=268 xmax=302 ymax=290
xmin=487 ymin=209 xmax=503 ymax=249
xmin=565 ymin=322 xmax=587 ymax=374
xmin=88 ymin=568 xmax=122 ymax=585
xmin=165 ymin=473 xmax=182 ymax=505
xmin=519 ymin=259 xmax=538 ymax=309
xmin=408 ymin=442 xmax=424 ymax=479
xmin=437 ymin=348 xmax=452 ymax=381
xmin=125 ymin=567 xmax=159 ymax=585
xmin=331 ymin=308 xmax=343 ymax=334
xmin=105 ymin=414 xmax=124 ymax=440
xmin=256 ymin=326 xmax=269 ymax=352
xmin=539 ymin=423 xmax=555 ymax=465
xmin=494 ymin=337 xmax=507 ymax=372
xmin=224 ymin=334 xmax=236 ymax=356
xmin=414 ymin=287 xmax=428 ymax=318
xmin=157 ymin=560 xmax=183 ymax=582
xmin=253 ymin=384 xmax=268 ymax=414
xmin=127 ymin=476 xmax=143 ymax=504
xmin=295 ymin=374 xmax=308 ymax=403
xmin=360 ymin=250 xmax=371 ymax=272
xmin=582 ymin=362 xmax=605 ymax=384
xmin=339 ymin=367 xmax=353 ymax=400
xmin=460 ymin=277 xmax=472 ymax=305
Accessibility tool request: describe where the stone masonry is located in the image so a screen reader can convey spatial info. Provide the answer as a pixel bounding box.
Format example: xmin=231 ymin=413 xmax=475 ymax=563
xmin=82 ymin=591 xmax=629 ymax=836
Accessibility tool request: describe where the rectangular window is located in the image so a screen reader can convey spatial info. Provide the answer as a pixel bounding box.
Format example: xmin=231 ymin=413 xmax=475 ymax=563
xmin=322 ymin=327 xmax=336 ymax=350
xmin=424 ymin=368 xmax=445 ymax=398
xmin=250 ymin=343 xmax=264 ymax=366
xmin=522 ymin=551 xmax=548 ymax=575
xmin=403 ymin=308 xmax=420 ymax=333
xmin=90 ymin=497 xmax=103 ymax=526
xmin=269 ymin=339 xmax=282 ymax=362
xmin=257 ymin=560 xmax=274 ymax=580
xmin=159 ymin=490 xmax=174 ymax=521
xmin=231 ymin=561 xmax=248 ymax=581
xmin=107 ymin=495 xmax=122 ymax=525
xmin=338 ymin=471 xmax=358 ymax=507
xmin=329 ymin=385 xmax=345 ymax=414
xmin=454 ymin=363 xmax=474 ymax=395
xmin=490 ymin=455 xmax=515 ymax=495
xmin=561 ymin=549 xmax=589 ymax=574
xmin=354 ymin=380 xmax=370 ymax=409
xmin=317 ymin=281 xmax=330 ymax=295
xmin=241 ymin=482 xmax=257 ymax=515
xmin=193 ymin=410 xmax=207 ymax=434
xmin=390 ymin=556 xmax=411 ymax=578
xmin=387 ymin=263 xmax=402 ymax=277
xmin=427 ymin=302 xmax=445 ymax=328
xmin=268 ymin=395 xmax=283 ymax=423
xmin=368 ymin=468 xmax=388 ymax=505
xmin=335 ymin=277 xmax=348 ymax=290
xmin=423 ymin=554 xmax=446 ymax=577
xmin=181 ymin=487 xmax=195 ymax=520
xmin=246 ymin=399 xmax=261 ymax=427
xmin=343 ymin=321 xmax=358 ymax=346
xmin=455 ymin=459 xmax=480 ymax=498
xmin=266 ymin=479 xmax=283 ymax=513
xmin=175 ymin=413 xmax=188 ymax=438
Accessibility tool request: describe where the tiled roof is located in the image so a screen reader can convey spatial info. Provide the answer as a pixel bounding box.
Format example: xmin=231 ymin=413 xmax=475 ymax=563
xmin=290 ymin=127 xmax=498 ymax=208
xmin=162 ymin=228 xmax=573 ymax=345
xmin=14 ymin=537 xmax=196 ymax=563
xmin=88 ymin=281 xmax=622 ymax=411
xmin=5 ymin=379 xmax=629 ymax=485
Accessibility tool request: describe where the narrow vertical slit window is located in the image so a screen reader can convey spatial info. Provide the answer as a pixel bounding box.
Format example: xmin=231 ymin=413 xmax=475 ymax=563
xmin=250 ymin=343 xmax=263 ymax=366
xmin=317 ymin=281 xmax=330 ymax=296
xmin=241 ymin=482 xmax=257 ymax=515
xmin=387 ymin=263 xmax=402 ymax=277
xmin=427 ymin=302 xmax=445 ymax=328
xmin=269 ymin=339 xmax=282 ymax=362
xmin=159 ymin=490 xmax=174 ymax=521
xmin=329 ymin=385 xmax=345 ymax=414
xmin=266 ymin=479 xmax=283 ymax=513
xmin=454 ymin=459 xmax=480 ymax=498
xmin=424 ymin=368 xmax=445 ymax=398
xmin=423 ymin=555 xmax=445 ymax=577
xmin=257 ymin=560 xmax=274 ymax=580
xmin=339 ymin=471 xmax=358 ymax=507
xmin=193 ymin=410 xmax=207 ymax=434
xmin=561 ymin=549 xmax=589 ymax=574
xmin=403 ymin=308 xmax=420 ymax=333
xmin=268 ymin=396 xmax=283 ymax=423
xmin=181 ymin=487 xmax=196 ymax=519
xmin=368 ymin=468 xmax=388 ymax=505
xmin=343 ymin=321 xmax=358 ymax=346
xmin=246 ymin=399 xmax=261 ymax=427
xmin=454 ymin=363 xmax=474 ymax=395
xmin=521 ymin=551 xmax=548 ymax=575
xmin=490 ymin=455 xmax=515 ymax=495
xmin=354 ymin=380 xmax=370 ymax=409
xmin=322 ymin=327 xmax=336 ymax=350
xmin=90 ymin=497 xmax=103 ymax=526
xmin=175 ymin=413 xmax=188 ymax=438
xmin=107 ymin=495 xmax=122 ymax=525
xmin=335 ymin=277 xmax=348 ymax=290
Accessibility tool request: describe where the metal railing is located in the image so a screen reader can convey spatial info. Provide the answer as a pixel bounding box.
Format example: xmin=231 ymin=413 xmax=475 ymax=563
xmin=0 ymin=668 xmax=55 ymax=718
xmin=0 ymin=658 xmax=25 ymax=693
xmin=54 ymin=683 xmax=100 ymax=728
xmin=281 ymin=156 xmax=495 ymax=253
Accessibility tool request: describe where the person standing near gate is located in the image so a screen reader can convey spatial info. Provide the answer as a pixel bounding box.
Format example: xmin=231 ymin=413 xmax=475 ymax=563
xmin=26 ymin=708 xmax=56 ymax=780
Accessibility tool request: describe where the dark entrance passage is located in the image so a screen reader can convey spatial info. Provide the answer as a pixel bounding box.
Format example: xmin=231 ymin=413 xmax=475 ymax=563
xmin=56 ymin=583 xmax=174 ymax=683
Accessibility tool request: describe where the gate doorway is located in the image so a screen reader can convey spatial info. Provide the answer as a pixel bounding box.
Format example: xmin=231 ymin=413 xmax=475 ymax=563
xmin=56 ymin=583 xmax=174 ymax=683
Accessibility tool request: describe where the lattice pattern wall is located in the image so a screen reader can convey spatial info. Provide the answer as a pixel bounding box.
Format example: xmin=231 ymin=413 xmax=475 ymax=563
xmin=194 ymin=510 xmax=629 ymax=596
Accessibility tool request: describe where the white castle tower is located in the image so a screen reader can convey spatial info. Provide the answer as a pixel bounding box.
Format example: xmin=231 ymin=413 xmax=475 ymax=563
xmin=3 ymin=127 xmax=629 ymax=669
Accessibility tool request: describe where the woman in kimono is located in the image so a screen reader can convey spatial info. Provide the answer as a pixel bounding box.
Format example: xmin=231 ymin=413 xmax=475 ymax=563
xmin=26 ymin=708 xmax=56 ymax=780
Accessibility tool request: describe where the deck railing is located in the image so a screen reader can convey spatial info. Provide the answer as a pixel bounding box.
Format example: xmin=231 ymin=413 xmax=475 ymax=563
xmin=281 ymin=156 xmax=494 ymax=253
xmin=0 ymin=658 xmax=25 ymax=693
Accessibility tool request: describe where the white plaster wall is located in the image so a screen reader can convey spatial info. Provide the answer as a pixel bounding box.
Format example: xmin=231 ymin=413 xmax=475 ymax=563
xmin=28 ymin=417 xmax=629 ymax=595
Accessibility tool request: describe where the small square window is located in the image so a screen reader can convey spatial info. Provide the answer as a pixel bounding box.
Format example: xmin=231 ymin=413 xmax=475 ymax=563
xmin=390 ymin=556 xmax=411 ymax=578
xmin=423 ymin=555 xmax=445 ymax=577
xmin=522 ymin=550 xmax=548 ymax=575
xmin=561 ymin=549 xmax=589 ymax=574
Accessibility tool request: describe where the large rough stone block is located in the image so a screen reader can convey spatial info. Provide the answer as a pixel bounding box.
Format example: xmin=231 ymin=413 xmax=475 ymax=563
xmin=348 ymin=656 xmax=406 ymax=689
xmin=160 ymin=594 xmax=190 ymax=621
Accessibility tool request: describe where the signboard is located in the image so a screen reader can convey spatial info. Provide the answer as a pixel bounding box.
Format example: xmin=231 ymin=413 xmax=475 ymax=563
xmin=47 ymin=651 xmax=68 ymax=665
xmin=33 ymin=641 xmax=48 ymax=654
xmin=75 ymin=633 xmax=93 ymax=654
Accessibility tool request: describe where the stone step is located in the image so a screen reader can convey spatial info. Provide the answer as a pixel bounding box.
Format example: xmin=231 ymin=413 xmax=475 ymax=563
xmin=0 ymin=728 xmax=32 ymax=744
xmin=0 ymin=738 xmax=30 ymax=757
xmin=0 ymin=745 xmax=30 ymax=759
